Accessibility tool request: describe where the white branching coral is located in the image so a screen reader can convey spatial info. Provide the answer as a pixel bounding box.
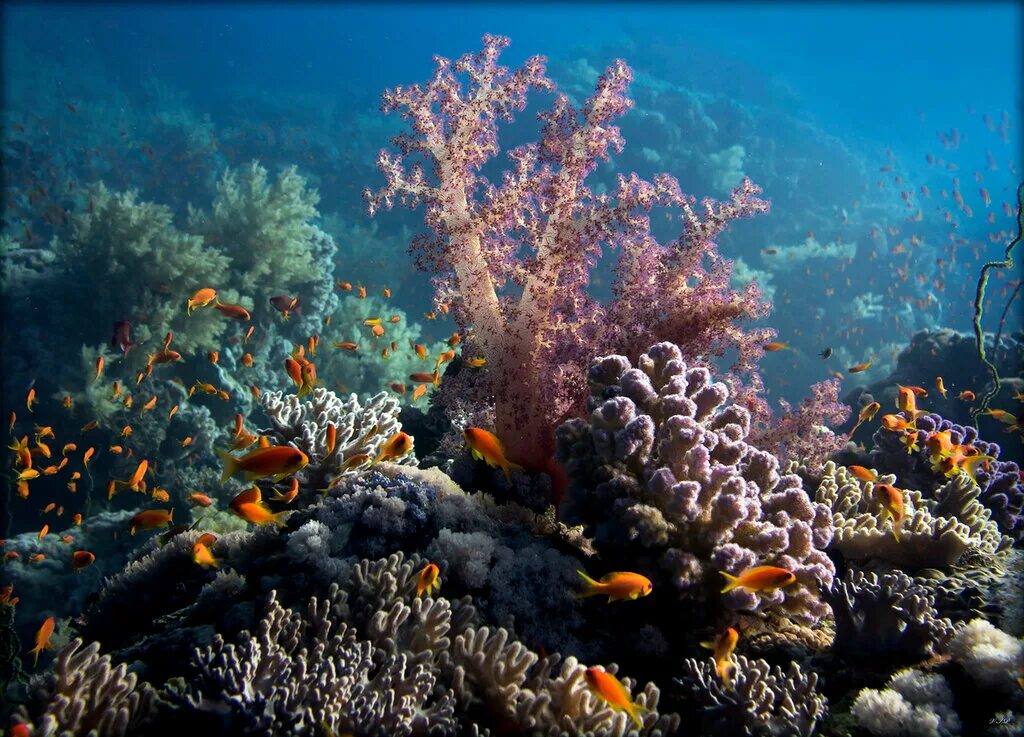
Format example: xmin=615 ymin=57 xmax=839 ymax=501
xmin=260 ymin=386 xmax=414 ymax=490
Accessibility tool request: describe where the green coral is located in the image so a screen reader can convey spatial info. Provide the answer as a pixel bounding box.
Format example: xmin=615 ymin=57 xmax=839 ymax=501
xmin=188 ymin=161 xmax=323 ymax=311
xmin=52 ymin=182 xmax=231 ymax=360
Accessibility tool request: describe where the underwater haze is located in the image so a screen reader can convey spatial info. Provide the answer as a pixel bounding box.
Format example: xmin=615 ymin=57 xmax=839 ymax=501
xmin=2 ymin=3 xmax=1023 ymax=737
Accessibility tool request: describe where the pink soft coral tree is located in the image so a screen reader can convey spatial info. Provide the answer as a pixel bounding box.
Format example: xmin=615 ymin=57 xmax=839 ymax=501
xmin=365 ymin=34 xmax=772 ymax=468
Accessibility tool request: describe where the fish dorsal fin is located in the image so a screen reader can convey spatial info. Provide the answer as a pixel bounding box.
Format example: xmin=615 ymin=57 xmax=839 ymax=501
xmin=234 ymin=485 xmax=261 ymax=505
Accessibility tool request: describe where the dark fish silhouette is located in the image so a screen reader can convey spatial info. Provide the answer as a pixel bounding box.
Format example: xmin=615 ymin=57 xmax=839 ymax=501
xmin=110 ymin=320 xmax=135 ymax=355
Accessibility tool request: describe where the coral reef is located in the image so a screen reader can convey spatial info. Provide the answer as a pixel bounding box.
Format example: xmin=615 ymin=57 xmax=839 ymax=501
xmin=14 ymin=638 xmax=159 ymax=737
xmin=851 ymin=668 xmax=961 ymax=737
xmin=814 ymin=461 xmax=1010 ymax=568
xmin=259 ymin=386 xmax=415 ymax=494
xmin=868 ymin=412 xmax=1024 ymax=542
xmin=557 ymin=341 xmax=834 ymax=623
xmin=823 ymin=569 xmax=955 ymax=661
xmin=676 ymin=654 xmax=827 ymax=736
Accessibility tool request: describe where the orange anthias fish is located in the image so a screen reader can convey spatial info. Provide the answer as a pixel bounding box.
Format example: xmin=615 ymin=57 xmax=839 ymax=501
xmin=463 ymin=428 xmax=521 ymax=481
xmin=700 ymin=627 xmax=739 ymax=689
xmin=113 ymin=459 xmax=149 ymax=494
xmin=720 ymin=565 xmax=796 ymax=593
xmin=847 ymin=465 xmax=878 ymax=483
xmin=188 ymin=492 xmax=213 ymax=507
xmin=896 ymin=386 xmax=923 ymax=419
xmin=416 ymin=562 xmax=441 ymax=596
xmin=936 ymin=376 xmax=948 ymax=399
xmin=372 ymin=432 xmax=413 ymax=465
xmin=873 ymin=483 xmax=905 ymax=542
xmin=271 ymin=478 xmax=300 ymax=504
xmin=583 ymin=667 xmax=646 ymax=728
xmin=763 ymin=341 xmax=789 ymax=352
xmin=576 ymin=571 xmax=653 ymax=603
xmin=213 ymin=301 xmax=251 ymax=320
xmin=192 ymin=532 xmax=219 ymax=568
xmin=72 ymin=550 xmax=96 ymax=571
xmin=187 ymin=287 xmax=217 ymax=315
xmin=218 ymin=445 xmax=309 ymax=483
xmin=849 ymin=401 xmax=881 ymax=435
xmin=129 ymin=508 xmax=174 ymax=535
xmin=881 ymin=414 xmax=913 ymax=432
xmin=958 ymin=390 xmax=976 ymax=402
xmin=229 ymin=486 xmax=290 ymax=527
xmin=30 ymin=616 xmax=56 ymax=666
xmin=848 ymin=361 xmax=873 ymax=374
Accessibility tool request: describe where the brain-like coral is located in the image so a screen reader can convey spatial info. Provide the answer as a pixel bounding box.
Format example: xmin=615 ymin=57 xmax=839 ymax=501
xmin=556 ymin=342 xmax=835 ymax=623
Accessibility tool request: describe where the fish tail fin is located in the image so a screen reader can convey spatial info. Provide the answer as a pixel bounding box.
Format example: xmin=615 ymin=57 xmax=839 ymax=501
xmin=892 ymin=524 xmax=901 ymax=543
xmin=575 ymin=570 xmax=601 ymax=599
xmin=217 ymin=449 xmax=239 ymax=484
xmin=32 ymin=646 xmax=40 ymax=668
xmin=719 ymin=571 xmax=741 ymax=593
xmin=626 ymin=704 xmax=646 ymax=729
xmin=271 ymin=510 xmax=291 ymax=528
xmin=699 ymin=640 xmax=715 ymax=650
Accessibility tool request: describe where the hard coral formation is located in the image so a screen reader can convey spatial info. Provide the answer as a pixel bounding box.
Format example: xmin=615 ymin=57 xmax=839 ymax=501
xmin=260 ymin=386 xmax=415 ymax=493
xmin=677 ymin=654 xmax=827 ymax=737
xmin=171 ymin=552 xmax=679 ymax=736
xmin=823 ymin=570 xmax=954 ymax=661
xmin=557 ymin=342 xmax=834 ymax=623
xmin=815 ymin=461 xmax=1010 ymax=568
xmin=15 ymin=638 xmax=159 ymax=737
xmin=851 ymin=668 xmax=961 ymax=737
xmin=869 ymin=412 xmax=1024 ymax=541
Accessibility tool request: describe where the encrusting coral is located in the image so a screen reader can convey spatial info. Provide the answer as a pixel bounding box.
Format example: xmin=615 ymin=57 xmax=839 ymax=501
xmin=556 ymin=341 xmax=835 ymax=624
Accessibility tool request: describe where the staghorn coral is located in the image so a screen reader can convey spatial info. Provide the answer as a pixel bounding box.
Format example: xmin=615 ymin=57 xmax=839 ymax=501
xmin=850 ymin=668 xmax=961 ymax=737
xmin=815 ymin=461 xmax=1011 ymax=569
xmin=171 ymin=552 xmax=678 ymax=736
xmin=556 ymin=341 xmax=834 ymax=623
xmin=15 ymin=638 xmax=159 ymax=737
xmin=947 ymin=618 xmax=1024 ymax=694
xmin=822 ymin=569 xmax=954 ymax=661
xmin=676 ymin=654 xmax=827 ymax=737
xmin=259 ymin=386 xmax=415 ymax=493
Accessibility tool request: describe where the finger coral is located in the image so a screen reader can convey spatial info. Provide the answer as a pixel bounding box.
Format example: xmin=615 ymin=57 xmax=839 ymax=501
xmin=815 ymin=461 xmax=1010 ymax=568
xmin=171 ymin=552 xmax=679 ymax=736
xmin=15 ymin=638 xmax=159 ymax=737
xmin=556 ymin=341 xmax=834 ymax=623
xmin=823 ymin=569 xmax=955 ymax=661
xmin=259 ymin=386 xmax=415 ymax=493
xmin=677 ymin=654 xmax=827 ymax=737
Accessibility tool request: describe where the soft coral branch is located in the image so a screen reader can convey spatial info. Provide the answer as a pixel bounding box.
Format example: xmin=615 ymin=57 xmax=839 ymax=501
xmin=365 ymin=35 xmax=771 ymax=467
